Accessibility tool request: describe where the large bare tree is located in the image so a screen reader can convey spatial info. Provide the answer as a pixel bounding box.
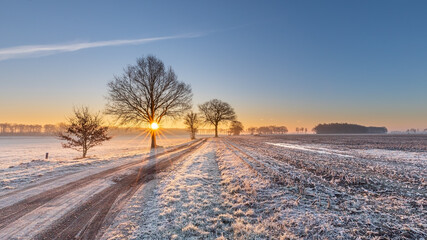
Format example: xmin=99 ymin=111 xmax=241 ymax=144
xmin=58 ymin=107 xmax=111 ymax=158
xmin=183 ymin=111 xmax=200 ymax=140
xmin=198 ymin=99 xmax=236 ymax=137
xmin=105 ymin=55 xmax=192 ymax=149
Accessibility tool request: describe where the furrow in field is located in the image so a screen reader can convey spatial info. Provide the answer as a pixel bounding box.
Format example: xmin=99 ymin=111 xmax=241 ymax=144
xmin=231 ymin=137 xmax=426 ymax=199
xmin=225 ymin=137 xmax=426 ymax=238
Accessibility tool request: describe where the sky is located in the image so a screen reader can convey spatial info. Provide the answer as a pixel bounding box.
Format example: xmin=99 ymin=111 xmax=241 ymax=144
xmin=1 ymin=0 xmax=426 ymax=132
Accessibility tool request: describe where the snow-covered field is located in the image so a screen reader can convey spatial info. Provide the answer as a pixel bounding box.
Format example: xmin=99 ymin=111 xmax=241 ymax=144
xmin=101 ymin=135 xmax=426 ymax=239
xmin=0 ymin=134 xmax=426 ymax=239
xmin=0 ymin=134 xmax=189 ymax=192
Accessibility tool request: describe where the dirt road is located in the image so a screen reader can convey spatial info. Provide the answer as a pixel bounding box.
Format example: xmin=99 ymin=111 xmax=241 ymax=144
xmin=0 ymin=139 xmax=205 ymax=239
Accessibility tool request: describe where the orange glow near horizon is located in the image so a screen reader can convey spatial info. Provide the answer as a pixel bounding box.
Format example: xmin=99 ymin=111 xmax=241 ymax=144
xmin=0 ymin=109 xmax=425 ymax=132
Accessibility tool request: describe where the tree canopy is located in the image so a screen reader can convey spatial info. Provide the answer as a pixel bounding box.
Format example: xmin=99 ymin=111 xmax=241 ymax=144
xmin=183 ymin=111 xmax=200 ymax=140
xmin=229 ymin=120 xmax=244 ymax=135
xmin=105 ymin=55 xmax=192 ymax=148
xmin=58 ymin=107 xmax=111 ymax=158
xmin=198 ymin=99 xmax=236 ymax=137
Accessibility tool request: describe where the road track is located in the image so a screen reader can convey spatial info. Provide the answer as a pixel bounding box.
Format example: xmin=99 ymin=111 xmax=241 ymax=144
xmin=0 ymin=139 xmax=206 ymax=239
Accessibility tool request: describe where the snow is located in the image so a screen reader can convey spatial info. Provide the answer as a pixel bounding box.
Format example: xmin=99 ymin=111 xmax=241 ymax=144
xmin=1 ymin=135 xmax=426 ymax=239
xmin=0 ymin=135 xmax=189 ymax=193
xmin=0 ymin=135 xmax=193 ymax=238
xmin=266 ymin=142 xmax=354 ymax=158
xmin=102 ymin=139 xmax=231 ymax=239
xmin=0 ymin=178 xmax=113 ymax=239
xmin=98 ymin=136 xmax=426 ymax=239
xmin=355 ymin=148 xmax=427 ymax=164
xmin=267 ymin=141 xmax=427 ymax=165
xmin=0 ymin=135 xmax=188 ymax=168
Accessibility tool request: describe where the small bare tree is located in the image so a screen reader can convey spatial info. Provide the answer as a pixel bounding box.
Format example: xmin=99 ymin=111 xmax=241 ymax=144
xmin=58 ymin=107 xmax=111 ymax=158
xmin=184 ymin=112 xmax=200 ymax=140
xmin=199 ymin=99 xmax=236 ymax=137
xmin=229 ymin=120 xmax=244 ymax=136
xmin=105 ymin=55 xmax=192 ymax=149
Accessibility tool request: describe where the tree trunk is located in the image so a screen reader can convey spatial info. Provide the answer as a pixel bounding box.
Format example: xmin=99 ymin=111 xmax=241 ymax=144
xmin=215 ymin=125 xmax=218 ymax=137
xmin=151 ymin=132 xmax=156 ymax=149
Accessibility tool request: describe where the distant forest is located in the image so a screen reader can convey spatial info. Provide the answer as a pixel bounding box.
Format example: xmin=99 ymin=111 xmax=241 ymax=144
xmin=0 ymin=123 xmax=58 ymax=135
xmin=247 ymin=126 xmax=288 ymax=135
xmin=0 ymin=123 xmax=171 ymax=136
xmin=0 ymin=123 xmax=232 ymax=136
xmin=313 ymin=123 xmax=388 ymax=134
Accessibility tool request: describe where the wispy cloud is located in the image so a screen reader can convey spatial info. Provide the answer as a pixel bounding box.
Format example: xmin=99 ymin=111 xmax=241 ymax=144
xmin=0 ymin=33 xmax=203 ymax=61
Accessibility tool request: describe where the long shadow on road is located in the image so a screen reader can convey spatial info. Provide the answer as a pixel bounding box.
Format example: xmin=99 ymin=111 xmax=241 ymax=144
xmin=0 ymin=139 xmax=205 ymax=240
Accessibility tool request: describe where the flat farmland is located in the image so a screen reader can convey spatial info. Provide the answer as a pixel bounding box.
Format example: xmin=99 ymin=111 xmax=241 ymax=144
xmin=216 ymin=134 xmax=426 ymax=239
xmin=0 ymin=135 xmax=425 ymax=239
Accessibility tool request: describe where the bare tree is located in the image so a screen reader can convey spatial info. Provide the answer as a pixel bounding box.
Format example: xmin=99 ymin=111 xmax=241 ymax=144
xmin=9 ymin=124 xmax=16 ymax=133
xmin=105 ymin=55 xmax=192 ymax=149
xmin=183 ymin=111 xmax=200 ymax=140
xmin=229 ymin=120 xmax=244 ymax=136
xmin=0 ymin=123 xmax=6 ymax=134
xmin=58 ymin=107 xmax=111 ymax=158
xmin=198 ymin=99 xmax=236 ymax=137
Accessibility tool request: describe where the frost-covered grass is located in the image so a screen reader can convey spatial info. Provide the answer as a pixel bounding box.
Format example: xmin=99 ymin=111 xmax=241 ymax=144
xmin=10 ymin=134 xmax=421 ymax=239
xmin=226 ymin=135 xmax=427 ymax=239
xmin=102 ymin=139 xmax=232 ymax=239
xmin=104 ymin=135 xmax=426 ymax=239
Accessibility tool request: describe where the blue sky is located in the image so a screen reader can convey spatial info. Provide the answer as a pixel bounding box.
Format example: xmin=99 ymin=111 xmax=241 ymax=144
xmin=1 ymin=0 xmax=426 ymax=131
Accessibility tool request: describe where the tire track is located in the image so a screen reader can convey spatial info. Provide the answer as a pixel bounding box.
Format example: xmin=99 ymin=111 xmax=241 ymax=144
xmin=0 ymin=139 xmax=204 ymax=233
xmin=34 ymin=139 xmax=206 ymax=240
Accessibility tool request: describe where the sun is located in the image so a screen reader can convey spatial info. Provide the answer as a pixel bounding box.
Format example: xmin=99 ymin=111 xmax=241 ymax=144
xmin=150 ymin=122 xmax=159 ymax=130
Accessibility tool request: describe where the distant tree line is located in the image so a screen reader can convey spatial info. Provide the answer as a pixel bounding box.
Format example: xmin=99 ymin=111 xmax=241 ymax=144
xmin=0 ymin=123 xmax=60 ymax=135
xmin=407 ymin=128 xmax=417 ymax=134
xmin=313 ymin=123 xmax=388 ymax=134
xmin=247 ymin=126 xmax=288 ymax=135
xmin=196 ymin=128 xmax=234 ymax=135
xmin=295 ymin=127 xmax=308 ymax=134
xmin=406 ymin=128 xmax=427 ymax=134
xmin=3 ymin=55 xmax=242 ymax=158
